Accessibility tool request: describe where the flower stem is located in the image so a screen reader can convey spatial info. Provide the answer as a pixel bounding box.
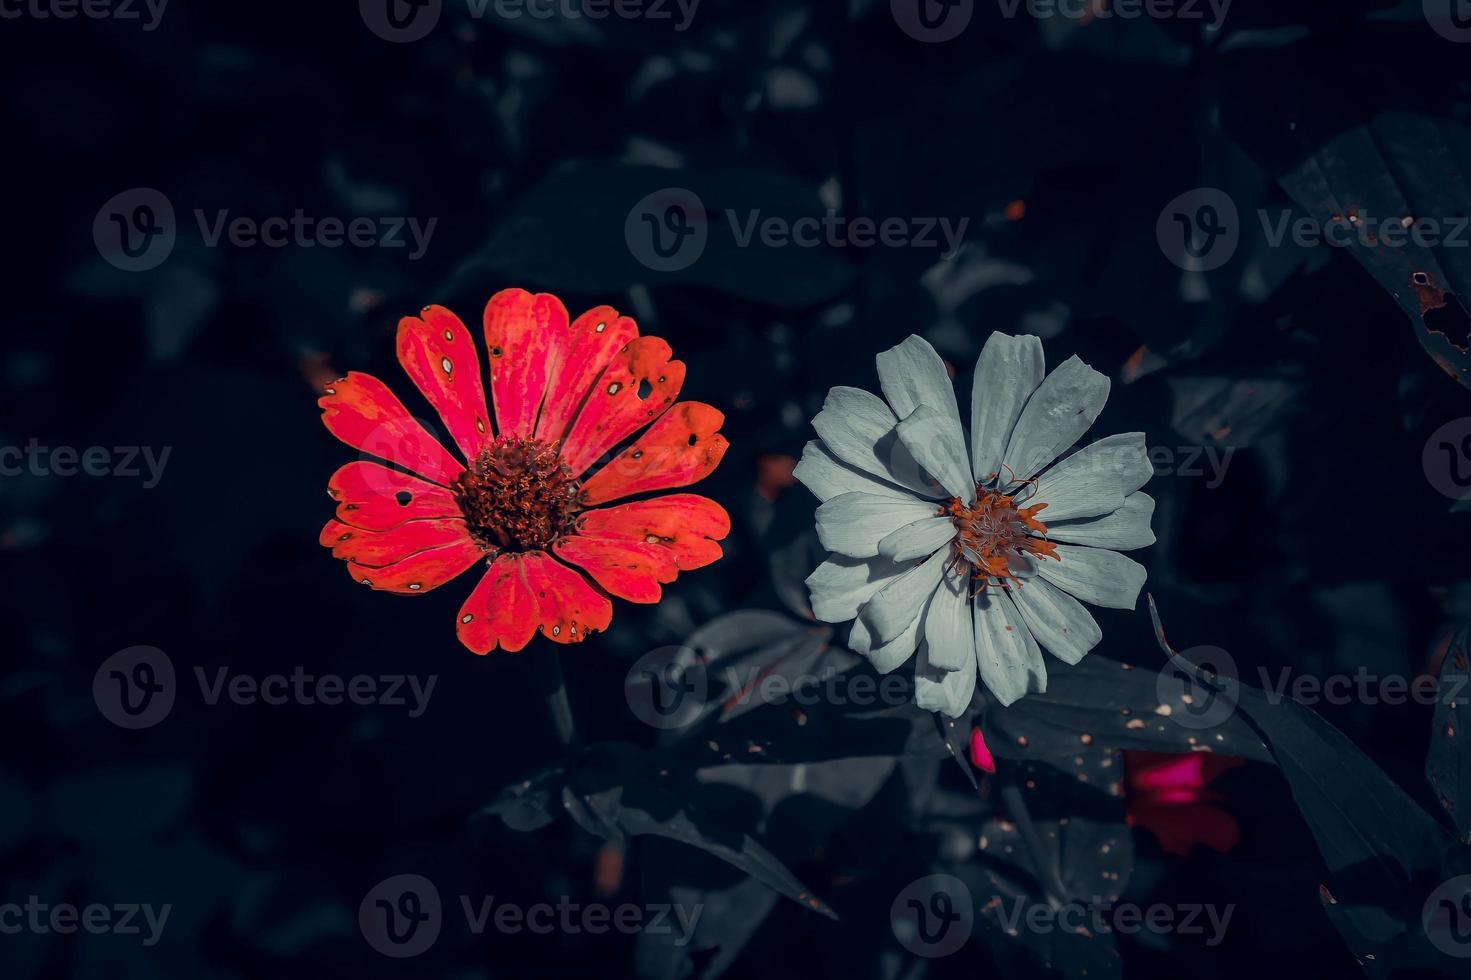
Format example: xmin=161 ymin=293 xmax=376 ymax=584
xmin=532 ymin=652 xmax=579 ymax=756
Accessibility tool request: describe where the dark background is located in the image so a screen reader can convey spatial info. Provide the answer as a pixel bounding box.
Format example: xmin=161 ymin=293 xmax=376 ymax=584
xmin=6 ymin=0 xmax=1471 ymax=976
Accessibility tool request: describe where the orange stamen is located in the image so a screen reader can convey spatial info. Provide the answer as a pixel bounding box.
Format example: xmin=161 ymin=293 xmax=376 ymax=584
xmin=943 ymin=486 xmax=1057 ymax=593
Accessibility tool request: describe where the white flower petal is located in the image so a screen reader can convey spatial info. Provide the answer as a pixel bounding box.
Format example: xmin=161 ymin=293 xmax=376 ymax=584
xmin=922 ymin=565 xmax=975 ymax=671
xmin=849 ymin=604 xmax=927 ymax=674
xmin=860 ymin=547 xmax=950 ymax=645
xmin=877 ymin=335 xmax=965 ymax=443
xmin=1027 ymin=432 xmax=1150 ymax=522
xmin=1001 ymin=355 xmax=1110 ymax=483
xmin=805 ymin=554 xmax=906 ymax=623
xmin=794 ymin=440 xmax=917 ymax=502
xmin=973 ymin=589 xmax=1047 ymax=706
xmin=896 ymin=405 xmax=974 ymax=502
xmin=1036 ymin=544 xmax=1146 ymax=610
xmin=1046 ymin=492 xmax=1156 ymax=551
xmin=1010 ymin=577 xmax=1102 ymax=665
xmin=970 ymin=332 xmax=1044 ymax=485
xmin=815 ymin=492 xmax=939 ymax=559
xmin=878 ymin=516 xmax=956 ymax=563
xmin=914 ymin=635 xmax=977 ymax=717
xmin=811 ymin=386 xmax=943 ymax=498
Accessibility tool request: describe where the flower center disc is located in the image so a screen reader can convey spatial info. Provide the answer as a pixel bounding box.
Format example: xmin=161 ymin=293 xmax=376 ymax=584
xmin=945 ymin=487 xmax=1056 ymax=588
xmin=452 ymin=438 xmax=581 ymax=552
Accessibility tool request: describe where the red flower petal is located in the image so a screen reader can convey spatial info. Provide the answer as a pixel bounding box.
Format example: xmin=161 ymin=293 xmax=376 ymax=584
xmin=318 ymin=372 xmax=463 ymax=485
xmin=457 ymin=555 xmax=539 ymax=654
xmin=560 ymin=337 xmax=686 ymax=476
xmin=483 ymin=288 xmax=570 ymax=440
xmin=396 ymin=305 xmax=493 ymax=462
xmin=553 ymin=535 xmax=678 ymax=604
xmin=344 ymin=537 xmax=485 ymax=595
xmin=327 ymin=462 xmax=462 ymax=531
xmin=320 ymin=517 xmax=472 ymax=567
xmin=574 ymin=494 xmax=730 ymax=571
xmin=535 ymin=305 xmax=639 ymax=445
xmin=580 ymin=402 xmax=728 ymax=505
xmin=521 ymin=552 xmax=613 ymax=643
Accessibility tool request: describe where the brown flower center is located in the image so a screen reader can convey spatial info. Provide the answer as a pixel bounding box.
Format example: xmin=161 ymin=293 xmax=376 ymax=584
xmin=944 ymin=487 xmax=1057 ymax=589
xmin=452 ymin=438 xmax=581 ymax=552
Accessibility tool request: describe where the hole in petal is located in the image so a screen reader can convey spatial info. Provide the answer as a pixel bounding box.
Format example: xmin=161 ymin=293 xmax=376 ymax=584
xmin=395 ymin=491 xmax=413 ymax=506
xmin=637 ymin=379 xmax=653 ymax=400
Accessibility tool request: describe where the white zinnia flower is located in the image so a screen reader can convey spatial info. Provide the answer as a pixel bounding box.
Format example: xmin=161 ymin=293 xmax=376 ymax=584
xmin=797 ymin=333 xmax=1154 ymax=717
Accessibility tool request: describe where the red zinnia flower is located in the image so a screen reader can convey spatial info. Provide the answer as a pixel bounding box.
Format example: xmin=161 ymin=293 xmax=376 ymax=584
xmin=318 ymin=288 xmax=730 ymax=653
xmin=1123 ymin=750 xmax=1244 ymax=856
